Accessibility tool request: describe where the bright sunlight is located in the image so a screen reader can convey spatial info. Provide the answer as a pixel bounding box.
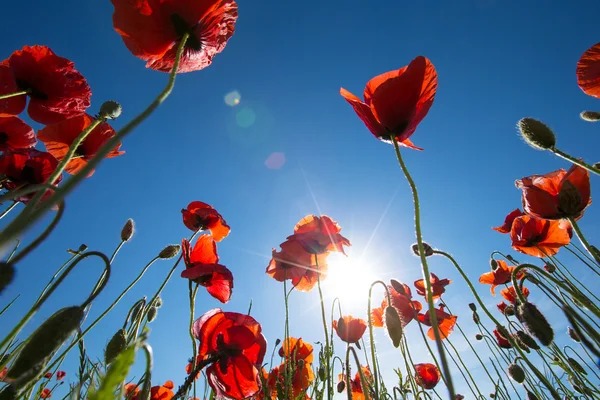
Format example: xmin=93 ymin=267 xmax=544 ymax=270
xmin=322 ymin=252 xmax=376 ymax=305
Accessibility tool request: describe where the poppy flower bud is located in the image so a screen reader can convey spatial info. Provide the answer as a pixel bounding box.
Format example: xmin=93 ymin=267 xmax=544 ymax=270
xmin=543 ymin=263 xmax=556 ymax=273
xmin=158 ymin=244 xmax=180 ymax=259
xmin=147 ymin=307 xmax=158 ymax=322
xmin=105 ymin=329 xmax=127 ymax=364
xmin=468 ymin=303 xmax=477 ymax=312
xmin=490 ymin=258 xmax=498 ymax=270
xmin=411 ymin=242 xmax=434 ymax=257
xmin=130 ymin=302 xmax=144 ymax=322
xmin=121 ymin=219 xmax=135 ymax=242
xmin=557 ymin=181 xmax=583 ymax=217
xmin=505 ymin=255 xmax=517 ymax=263
xmin=384 ymin=306 xmax=403 ymax=348
xmin=455 ymin=395 xmax=464 ymax=400
xmin=475 ymin=334 xmax=483 ymax=341
xmin=595 ymin=163 xmax=600 ymax=170
xmin=275 ymin=338 xmax=281 ymax=346
xmin=153 ymin=297 xmax=163 ymax=308
xmin=567 ymin=327 xmax=581 ymax=343
xmin=490 ymin=394 xmax=496 ymax=398
xmin=507 ymin=363 xmax=525 ymax=383
xmin=516 ymin=330 xmax=540 ymax=351
xmin=472 ymin=311 xmax=480 ymax=325
xmin=337 ymin=380 xmax=346 ymax=393
xmin=517 ymin=118 xmax=556 ymax=150
xmin=390 ymin=280 xmax=407 ymax=296
xmin=526 ymin=390 xmax=539 ymax=400
xmin=567 ymin=357 xmax=586 ymax=375
xmin=516 ymin=302 xmax=554 ymax=346
xmin=504 ymin=305 xmax=515 ymax=316
xmin=318 ymin=366 xmax=326 ymax=381
xmin=99 ymin=100 xmax=122 ymax=120
xmin=0 ymin=262 xmax=15 ymax=295
xmin=580 ymin=111 xmax=600 ymax=122
xmin=7 ymin=306 xmax=84 ymax=384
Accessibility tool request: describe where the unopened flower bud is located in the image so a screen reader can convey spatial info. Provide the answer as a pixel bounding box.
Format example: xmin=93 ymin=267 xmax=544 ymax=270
xmin=275 ymin=338 xmax=281 ymax=346
xmin=526 ymin=390 xmax=539 ymax=400
xmin=508 ymin=363 xmax=525 ymax=383
xmin=567 ymin=327 xmax=580 ymax=343
xmin=318 ymin=366 xmax=326 ymax=381
xmin=503 ymin=305 xmax=515 ymax=316
xmin=475 ymin=334 xmax=483 ymax=341
xmin=99 ymin=100 xmax=122 ymax=120
xmin=411 ymin=242 xmax=434 ymax=257
xmin=558 ymin=181 xmax=583 ymax=217
xmin=580 ymin=111 xmax=600 ymax=122
xmin=518 ymin=118 xmax=556 ymax=150
xmin=472 ymin=311 xmax=480 ymax=325
xmin=384 ymin=306 xmax=403 ymax=348
xmin=505 ymin=255 xmax=517 ymax=263
xmin=543 ymin=263 xmax=556 ymax=273
xmin=468 ymin=303 xmax=477 ymax=312
xmin=121 ymin=219 xmax=135 ymax=242
xmin=337 ymin=380 xmax=346 ymax=393
xmin=516 ymin=330 xmax=540 ymax=350
xmin=490 ymin=258 xmax=498 ymax=270
xmin=158 ymin=245 xmax=180 ymax=259
xmin=153 ymin=297 xmax=163 ymax=308
xmin=147 ymin=307 xmax=158 ymax=322
xmin=7 ymin=306 xmax=84 ymax=385
xmin=0 ymin=262 xmax=15 ymax=295
xmin=390 ymin=280 xmax=407 ymax=296
xmin=105 ymin=329 xmax=127 ymax=364
xmin=455 ymin=395 xmax=464 ymax=400
xmin=567 ymin=357 xmax=586 ymax=375
xmin=516 ymin=302 xmax=554 ymax=346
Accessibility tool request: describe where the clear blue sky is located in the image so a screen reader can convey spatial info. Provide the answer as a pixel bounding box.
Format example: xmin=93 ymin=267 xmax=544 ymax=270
xmin=1 ymin=0 xmax=600 ymax=398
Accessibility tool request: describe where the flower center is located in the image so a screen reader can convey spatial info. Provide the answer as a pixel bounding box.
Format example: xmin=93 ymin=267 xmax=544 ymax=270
xmin=0 ymin=133 xmax=8 ymax=145
xmin=15 ymin=79 xmax=48 ymax=100
xmin=171 ymin=14 xmax=204 ymax=52
xmin=21 ymin=165 xmax=37 ymax=183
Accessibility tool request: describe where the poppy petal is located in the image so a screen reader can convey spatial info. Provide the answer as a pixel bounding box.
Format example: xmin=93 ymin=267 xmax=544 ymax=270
xmin=577 ymin=41 xmax=600 ymax=98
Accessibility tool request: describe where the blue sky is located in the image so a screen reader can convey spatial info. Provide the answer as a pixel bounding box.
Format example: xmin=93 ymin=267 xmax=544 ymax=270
xmin=1 ymin=0 xmax=600 ymax=398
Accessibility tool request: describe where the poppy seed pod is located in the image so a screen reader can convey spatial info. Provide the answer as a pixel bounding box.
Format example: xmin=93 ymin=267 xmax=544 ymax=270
xmin=147 ymin=306 xmax=158 ymax=322
xmin=158 ymin=244 xmax=180 ymax=259
xmin=517 ymin=118 xmax=556 ymax=150
xmin=468 ymin=303 xmax=477 ymax=312
xmin=475 ymin=334 xmax=483 ymax=341
xmin=99 ymin=100 xmax=122 ymax=120
xmin=120 ymin=218 xmax=134 ymax=242
xmin=516 ymin=302 xmax=554 ymax=346
xmin=411 ymin=242 xmax=434 ymax=257
xmin=567 ymin=357 xmax=587 ymax=375
xmin=275 ymin=338 xmax=281 ymax=346
xmin=7 ymin=306 xmax=84 ymax=384
xmin=516 ymin=330 xmax=540 ymax=351
xmin=526 ymin=390 xmax=539 ymax=400
xmin=543 ymin=263 xmax=556 ymax=273
xmin=507 ymin=363 xmax=525 ymax=383
xmin=557 ymin=181 xmax=583 ymax=217
xmin=104 ymin=329 xmax=127 ymax=364
xmin=337 ymin=380 xmax=346 ymax=393
xmin=567 ymin=327 xmax=581 ymax=343
xmin=0 ymin=262 xmax=15 ymax=295
xmin=385 ymin=306 xmax=403 ymax=348
xmin=580 ymin=111 xmax=600 ymax=122
xmin=472 ymin=311 xmax=480 ymax=325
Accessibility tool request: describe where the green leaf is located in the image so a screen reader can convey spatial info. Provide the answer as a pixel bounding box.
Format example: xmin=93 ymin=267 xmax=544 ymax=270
xmin=89 ymin=345 xmax=136 ymax=400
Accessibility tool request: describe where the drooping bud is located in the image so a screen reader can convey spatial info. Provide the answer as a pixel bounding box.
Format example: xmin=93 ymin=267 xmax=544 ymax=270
xmin=567 ymin=327 xmax=581 ymax=343
xmin=490 ymin=258 xmax=498 ymax=270
xmin=505 ymin=255 xmax=517 ymax=263
xmin=557 ymin=181 xmax=583 ymax=217
xmin=516 ymin=302 xmax=554 ymax=346
xmin=526 ymin=390 xmax=539 ymax=400
xmin=516 ymin=330 xmax=540 ymax=351
xmin=543 ymin=263 xmax=556 ymax=273
xmin=147 ymin=307 xmax=158 ymax=322
xmin=567 ymin=357 xmax=586 ymax=375
xmin=7 ymin=306 xmax=84 ymax=385
xmin=468 ymin=303 xmax=477 ymax=312
xmin=275 ymin=338 xmax=281 ymax=347
xmin=384 ymin=306 xmax=403 ymax=348
xmin=104 ymin=329 xmax=127 ymax=364
xmin=390 ymin=280 xmax=407 ymax=296
xmin=158 ymin=245 xmax=180 ymax=259
xmin=475 ymin=334 xmax=483 ymax=341
xmin=507 ymin=363 xmax=525 ymax=383
xmin=411 ymin=242 xmax=434 ymax=257
xmin=99 ymin=100 xmax=122 ymax=120
xmin=472 ymin=311 xmax=480 ymax=325
xmin=0 ymin=262 xmax=15 ymax=295
xmin=517 ymin=118 xmax=556 ymax=150
xmin=318 ymin=366 xmax=326 ymax=381
xmin=337 ymin=380 xmax=346 ymax=393
xmin=504 ymin=305 xmax=515 ymax=316
xmin=580 ymin=111 xmax=600 ymax=122
xmin=121 ymin=219 xmax=135 ymax=242
xmin=153 ymin=297 xmax=163 ymax=308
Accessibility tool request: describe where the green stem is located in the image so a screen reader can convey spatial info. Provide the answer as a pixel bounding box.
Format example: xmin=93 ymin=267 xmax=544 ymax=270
xmin=346 ymin=346 xmax=370 ymax=400
xmin=0 ymin=33 xmax=191 ymax=248
xmin=314 ymin=255 xmax=331 ymax=400
xmin=0 ymin=89 xmax=30 ymax=100
xmin=568 ymin=217 xmax=600 ymax=265
xmin=564 ymin=246 xmax=600 ymax=277
xmin=366 ymin=280 xmax=392 ymax=399
xmin=187 ymin=281 xmax=199 ymax=398
xmin=0 ymin=202 xmax=18 ymax=220
xmin=390 ymin=136 xmax=455 ymax=399
xmin=140 ymin=344 xmax=153 ymax=400
xmin=551 ymin=147 xmax=600 ymax=176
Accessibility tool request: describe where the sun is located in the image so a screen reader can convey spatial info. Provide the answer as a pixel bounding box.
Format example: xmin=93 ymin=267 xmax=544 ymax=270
xmin=322 ymin=252 xmax=375 ymax=305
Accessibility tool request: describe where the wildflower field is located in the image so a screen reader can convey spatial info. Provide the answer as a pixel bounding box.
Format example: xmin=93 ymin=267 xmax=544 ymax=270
xmin=1 ymin=1 xmax=600 ymax=399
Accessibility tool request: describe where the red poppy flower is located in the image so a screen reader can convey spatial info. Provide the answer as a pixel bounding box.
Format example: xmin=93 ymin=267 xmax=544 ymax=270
xmin=163 ymin=381 xmax=174 ymax=390
xmin=515 ymin=165 xmax=591 ymax=220
xmin=55 ymin=371 xmax=66 ymax=381
xmin=479 ymin=260 xmax=523 ymax=295
xmin=493 ymin=209 xmax=524 ymax=234
xmin=0 ymin=367 xmax=7 ymax=381
xmin=497 ymin=302 xmax=510 ymax=315
xmin=493 ymin=328 xmax=512 ymax=349
xmin=44 ymin=372 xmax=53 ymax=379
xmin=333 ymin=316 xmax=367 ymax=346
xmin=0 ymin=149 xmax=61 ymax=203
xmin=500 ymin=286 xmax=530 ymax=304
xmin=383 ymin=283 xmax=422 ymax=327
xmin=193 ymin=308 xmax=267 ymax=400
xmin=40 ymin=388 xmax=52 ymax=399
xmin=181 ymin=201 xmax=230 ymax=241
xmin=510 ymin=215 xmax=571 ymax=258
xmin=414 ymin=273 xmax=451 ymax=300
xmin=414 ymin=363 xmax=440 ymax=390
xmin=110 ymin=0 xmax=238 ymax=73
xmin=287 ymin=215 xmax=351 ymax=255
xmin=577 ymin=41 xmax=600 ymax=98
xmin=278 ymin=337 xmax=314 ymax=364
xmin=370 ymin=306 xmax=384 ymax=328
xmin=340 ymin=56 xmax=437 ymax=150
xmin=417 ymin=305 xmax=457 ymax=340
xmin=0 ymin=46 xmax=91 ymax=124
xmin=0 ymin=116 xmax=36 ymax=151
xmin=268 ymin=361 xmax=314 ymax=400
xmin=338 ymin=366 xmax=372 ymax=400
xmin=125 ymin=383 xmax=140 ymax=400
xmin=38 ymin=113 xmax=124 ymax=177
xmin=181 ymin=236 xmax=233 ymax=303
xmin=150 ymin=383 xmax=174 ymax=400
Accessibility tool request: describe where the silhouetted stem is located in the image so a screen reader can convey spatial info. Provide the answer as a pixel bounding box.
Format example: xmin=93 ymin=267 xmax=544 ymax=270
xmin=187 ymin=281 xmax=199 ymax=398
xmin=0 ymin=202 xmax=17 ymax=220
xmin=315 ymin=255 xmax=332 ymax=400
xmin=0 ymin=89 xmax=30 ymax=100
xmin=172 ymin=355 xmax=218 ymax=400
xmin=551 ymin=147 xmax=600 ymax=176
xmin=367 ymin=280 xmax=391 ymax=399
xmin=345 ymin=346 xmax=370 ymax=400
xmin=140 ymin=344 xmax=153 ymax=400
xmin=390 ymin=136 xmax=456 ymax=399
xmin=568 ymin=217 xmax=600 ymax=265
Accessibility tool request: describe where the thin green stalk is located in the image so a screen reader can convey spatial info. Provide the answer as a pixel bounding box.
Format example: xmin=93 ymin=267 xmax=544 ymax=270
xmin=187 ymin=281 xmax=199 ymax=399
xmin=366 ymin=280 xmax=392 ymax=399
xmin=568 ymin=217 xmax=600 ymax=264
xmin=443 ymin=337 xmax=482 ymax=398
xmin=564 ymin=246 xmax=600 ymax=276
xmin=0 ymin=295 xmax=19 ymax=318
xmin=140 ymin=344 xmax=153 ymax=400
xmin=345 ymin=346 xmax=371 ymax=400
xmin=35 ymin=251 xmax=81 ymax=306
xmin=551 ymin=147 xmax=600 ymax=176
xmin=283 ymin=277 xmax=290 ymax=400
xmin=0 ymin=33 xmax=191 ymax=248
xmin=390 ymin=136 xmax=455 ymax=399
xmin=314 ymin=255 xmax=331 ymax=400
xmin=0 ymin=202 xmax=18 ymax=220
xmin=0 ymin=89 xmax=30 ymax=100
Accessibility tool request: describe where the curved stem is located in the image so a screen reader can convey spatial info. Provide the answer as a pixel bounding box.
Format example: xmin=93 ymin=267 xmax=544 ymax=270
xmin=568 ymin=217 xmax=600 ymax=265
xmin=551 ymin=147 xmax=600 ymax=176
xmin=314 ymin=255 xmax=331 ymax=400
xmin=0 ymin=33 xmax=191 ymax=248
xmin=367 ymin=280 xmax=392 ymax=399
xmin=346 ymin=346 xmax=370 ymax=400
xmin=564 ymin=245 xmax=600 ymax=276
xmin=140 ymin=344 xmax=153 ymax=400
xmin=34 ymin=251 xmax=81 ymax=306
xmin=187 ymin=281 xmax=199 ymax=398
xmin=390 ymin=136 xmax=455 ymax=398
xmin=0 ymin=90 xmax=30 ymax=100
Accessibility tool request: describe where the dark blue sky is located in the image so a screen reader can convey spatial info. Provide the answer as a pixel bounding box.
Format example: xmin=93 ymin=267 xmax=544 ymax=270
xmin=1 ymin=0 xmax=599 ymax=397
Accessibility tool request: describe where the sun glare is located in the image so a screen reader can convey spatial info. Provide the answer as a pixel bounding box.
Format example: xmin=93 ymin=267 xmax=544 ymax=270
xmin=323 ymin=252 xmax=375 ymax=305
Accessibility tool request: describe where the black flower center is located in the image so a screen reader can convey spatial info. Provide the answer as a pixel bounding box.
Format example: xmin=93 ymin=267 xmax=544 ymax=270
xmin=0 ymin=133 xmax=8 ymax=145
xmin=21 ymin=165 xmax=37 ymax=184
xmin=15 ymin=79 xmax=48 ymax=100
xmin=171 ymin=14 xmax=204 ymax=52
